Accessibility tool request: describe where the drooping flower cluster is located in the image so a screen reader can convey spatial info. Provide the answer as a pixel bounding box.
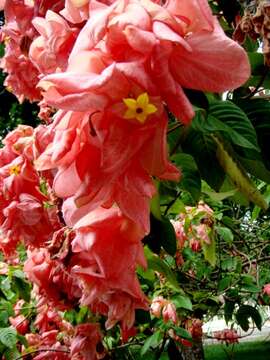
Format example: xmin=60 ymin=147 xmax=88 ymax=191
xmin=0 ymin=0 xmax=250 ymax=357
xmin=0 ymin=125 xmax=61 ymax=257
xmin=11 ymin=297 xmax=103 ymax=360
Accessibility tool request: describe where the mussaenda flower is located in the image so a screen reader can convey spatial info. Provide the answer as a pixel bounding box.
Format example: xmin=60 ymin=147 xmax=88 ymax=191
xmin=123 ymin=92 xmax=157 ymax=123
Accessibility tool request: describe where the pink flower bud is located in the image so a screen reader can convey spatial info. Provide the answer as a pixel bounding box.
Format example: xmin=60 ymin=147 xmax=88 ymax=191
xmin=150 ymin=296 xmax=166 ymax=318
xmin=162 ymin=302 xmax=178 ymax=324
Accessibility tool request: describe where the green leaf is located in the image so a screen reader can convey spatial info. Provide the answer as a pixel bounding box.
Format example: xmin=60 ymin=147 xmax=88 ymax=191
xmin=252 ymin=185 xmax=270 ymax=220
xmin=150 ymin=181 xmax=162 ymax=220
xmin=214 ymin=136 xmax=268 ymax=210
xmin=248 ymin=52 xmax=265 ymax=75
xmin=159 ymin=352 xmax=170 ymax=360
xmin=172 ymin=295 xmax=193 ymax=311
xmin=76 ymin=306 xmax=89 ymax=324
xmin=143 ymin=215 xmax=177 ymax=256
xmin=13 ymin=278 xmax=31 ymax=302
xmin=0 ymin=311 xmax=9 ymax=327
xmin=205 ymin=114 xmax=258 ymax=151
xmin=238 ymin=98 xmax=270 ymax=171
xmin=203 ymin=189 xmax=237 ymax=202
xmin=0 ymin=327 xmax=17 ymax=348
xmin=16 ymin=334 xmax=28 ymax=348
xmin=143 ymin=215 xmax=162 ymax=254
xmin=135 ymin=309 xmax=151 ymax=325
xmin=170 ymin=325 xmax=192 ymax=341
xmin=218 ymin=277 xmax=232 ymax=292
xmin=207 ymin=100 xmax=260 ymax=151
xmin=171 ymin=153 xmax=201 ymax=201
xmin=10 ymin=269 xmax=25 ymax=279
xmin=236 ymin=305 xmax=262 ymax=332
xmin=145 ymin=248 xmax=180 ymax=291
xmin=216 ymin=226 xmax=234 ymax=245
xmin=240 ymin=283 xmax=260 ymax=293
xmin=221 ymin=258 xmax=237 ymax=271
xmin=202 ymin=235 xmax=216 ymax=267
xmin=4 ymin=347 xmax=20 ymax=360
xmin=237 ymin=156 xmax=270 ymax=183
xmin=224 ymin=301 xmax=235 ymax=324
xmin=160 ymin=218 xmax=177 ymax=256
xmin=137 ymin=266 xmax=155 ymax=282
xmin=141 ymin=331 xmax=163 ymax=356
xmin=182 ymin=112 xmax=225 ymax=191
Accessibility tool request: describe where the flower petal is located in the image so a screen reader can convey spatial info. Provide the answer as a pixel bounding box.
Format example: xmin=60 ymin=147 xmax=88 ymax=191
xmin=123 ymin=98 xmax=137 ymax=110
xmin=124 ymin=109 xmax=136 ymax=119
xmin=171 ymin=19 xmax=251 ymax=92
xmin=146 ymin=104 xmax=157 ymax=115
xmin=137 ymin=93 xmax=149 ymax=108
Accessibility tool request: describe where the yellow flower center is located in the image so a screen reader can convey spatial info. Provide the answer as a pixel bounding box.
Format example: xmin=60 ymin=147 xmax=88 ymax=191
xmin=71 ymin=0 xmax=88 ymax=7
xmin=6 ymin=86 xmax=13 ymax=93
xmin=4 ymin=36 xmax=11 ymax=45
xmin=123 ymin=92 xmax=157 ymax=124
xmin=9 ymin=165 xmax=21 ymax=176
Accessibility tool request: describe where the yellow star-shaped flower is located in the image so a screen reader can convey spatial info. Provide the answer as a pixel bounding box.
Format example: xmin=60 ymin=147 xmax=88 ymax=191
xmin=123 ymin=92 xmax=157 ymax=123
xmin=9 ymin=165 xmax=21 ymax=176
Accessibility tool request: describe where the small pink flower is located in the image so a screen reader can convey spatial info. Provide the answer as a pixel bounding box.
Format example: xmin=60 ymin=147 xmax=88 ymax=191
xmin=150 ymin=296 xmax=167 ymax=318
xmin=162 ymin=302 xmax=178 ymax=324
xmin=263 ymin=284 xmax=270 ymax=296
xmin=9 ymin=315 xmax=29 ymax=335
xmin=190 ymin=238 xmax=201 ymax=252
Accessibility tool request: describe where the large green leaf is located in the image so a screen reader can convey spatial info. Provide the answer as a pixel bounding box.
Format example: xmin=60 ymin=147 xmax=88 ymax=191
xmin=202 ymin=100 xmax=270 ymax=181
xmin=207 ymin=100 xmax=259 ymax=151
xmin=235 ymin=305 xmax=262 ymax=332
xmin=172 ymin=295 xmax=193 ymax=311
xmin=182 ymin=112 xmax=225 ymax=190
xmin=239 ymin=98 xmax=270 ymax=172
xmin=247 ymin=52 xmax=265 ymax=75
xmin=141 ymin=330 xmax=163 ymax=356
xmin=171 ymin=153 xmax=201 ymax=202
xmin=143 ymin=215 xmax=177 ymax=256
xmin=159 ymin=218 xmax=177 ymax=256
xmin=145 ymin=248 xmax=180 ymax=291
xmin=0 ymin=327 xmax=17 ymax=349
xmin=224 ymin=300 xmax=235 ymax=324
xmin=4 ymin=348 xmax=20 ymax=360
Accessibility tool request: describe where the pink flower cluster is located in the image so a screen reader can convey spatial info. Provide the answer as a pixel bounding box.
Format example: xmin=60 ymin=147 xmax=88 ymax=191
xmin=0 ymin=0 xmax=250 ymax=357
xmin=150 ymin=296 xmax=178 ymax=324
xmin=213 ymin=328 xmax=239 ymax=345
xmin=172 ymin=201 xmax=214 ymax=255
xmin=11 ymin=298 xmax=103 ymax=359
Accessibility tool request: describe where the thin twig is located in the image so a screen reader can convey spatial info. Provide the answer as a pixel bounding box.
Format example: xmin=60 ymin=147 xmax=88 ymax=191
xmin=167 ymin=123 xmax=182 ymax=134
xmin=164 ymin=191 xmax=181 ymax=215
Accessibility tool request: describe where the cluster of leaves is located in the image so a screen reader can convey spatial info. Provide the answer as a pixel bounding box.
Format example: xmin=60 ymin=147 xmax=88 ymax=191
xmin=0 ymin=262 xmax=31 ymax=359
